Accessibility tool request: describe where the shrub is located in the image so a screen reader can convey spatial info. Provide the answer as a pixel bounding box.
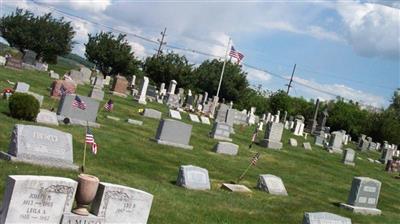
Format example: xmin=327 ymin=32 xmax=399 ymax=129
xmin=9 ymin=93 xmax=40 ymax=121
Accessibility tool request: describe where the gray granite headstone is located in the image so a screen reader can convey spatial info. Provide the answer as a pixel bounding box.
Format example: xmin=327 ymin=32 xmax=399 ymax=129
xmin=69 ymin=70 xmax=84 ymax=85
xmin=328 ymin=132 xmax=343 ymax=153
xmin=165 ymin=94 xmax=180 ymax=108
xmin=79 ymin=67 xmax=92 ymax=84
xmin=216 ymin=104 xmax=229 ymax=123
xmin=257 ymin=174 xmax=288 ymax=196
xmin=302 ymin=212 xmax=352 ymax=224
xmin=14 ymin=82 xmax=30 ymax=93
xmin=200 ymin=116 xmax=210 ymax=125
xmin=210 ymin=122 xmax=232 ymax=141
xmin=89 ymin=88 xmax=104 ymax=101
xmin=176 ymin=165 xmax=210 ymax=190
xmin=0 ymin=124 xmax=77 ymax=170
xmin=189 ymin=114 xmax=200 ymax=123
xmin=169 ymin=109 xmax=182 ymax=120
xmin=0 ymin=175 xmax=77 ymax=224
xmin=340 ymin=177 xmax=381 ymax=215
xmin=57 ymin=94 xmax=100 ymax=123
xmin=342 ymin=148 xmax=355 ymax=166
xmin=380 ymin=147 xmax=394 ymax=164
xmin=261 ymin=122 xmax=284 ymax=150
xmin=154 ymin=119 xmax=193 ymax=150
xmin=214 ymin=142 xmax=238 ymax=155
xmin=143 ymin=108 xmax=162 ymax=119
xmin=91 ymin=182 xmax=153 ymax=224
xmin=22 ymin=50 xmax=37 ymax=65
xmin=127 ymin=119 xmax=143 ymax=126
xmin=36 ymin=109 xmax=59 ymax=126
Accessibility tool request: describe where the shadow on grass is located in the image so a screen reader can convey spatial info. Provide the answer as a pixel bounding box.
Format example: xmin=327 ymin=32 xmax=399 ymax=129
xmin=331 ymin=202 xmax=342 ymax=208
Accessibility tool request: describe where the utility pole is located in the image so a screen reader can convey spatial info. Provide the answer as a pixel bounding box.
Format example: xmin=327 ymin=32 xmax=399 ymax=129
xmin=156 ymin=27 xmax=167 ymax=57
xmin=286 ymin=64 xmax=296 ymax=94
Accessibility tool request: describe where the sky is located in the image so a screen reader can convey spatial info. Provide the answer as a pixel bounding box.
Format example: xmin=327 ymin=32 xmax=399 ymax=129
xmin=1 ymin=0 xmax=399 ymax=108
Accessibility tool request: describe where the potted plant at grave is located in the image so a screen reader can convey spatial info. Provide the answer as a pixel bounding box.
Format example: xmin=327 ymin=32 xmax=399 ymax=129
xmin=72 ymin=123 xmax=100 ymax=216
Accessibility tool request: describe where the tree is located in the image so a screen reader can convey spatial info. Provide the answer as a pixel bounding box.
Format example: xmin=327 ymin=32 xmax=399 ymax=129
xmin=235 ymin=87 xmax=270 ymax=115
xmin=268 ymin=90 xmax=292 ymax=114
xmin=389 ymin=88 xmax=400 ymax=117
xmin=143 ymin=53 xmax=193 ymax=87
xmin=0 ymin=8 xmax=75 ymax=63
xmin=85 ymin=32 xmax=140 ymax=77
xmin=192 ymin=59 xmax=248 ymax=102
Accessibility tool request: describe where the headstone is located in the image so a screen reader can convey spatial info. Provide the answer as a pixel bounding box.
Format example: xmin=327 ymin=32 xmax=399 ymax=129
xmin=94 ymin=75 xmax=104 ymax=89
xmin=36 ymin=109 xmax=59 ymax=126
xmin=14 ymin=82 xmax=30 ymax=93
xmin=106 ymin=115 xmax=120 ymax=121
xmin=0 ymin=56 xmax=6 ymax=66
xmin=137 ymin=76 xmax=149 ymax=104
xmin=79 ymin=67 xmax=92 ymax=84
xmin=380 ymin=147 xmax=394 ymax=164
xmin=257 ymin=174 xmax=288 ymax=196
xmin=57 ymin=94 xmax=100 ymax=124
xmin=293 ymin=120 xmax=305 ymax=136
xmin=210 ymin=122 xmax=232 ymax=142
xmin=49 ymin=70 xmax=60 ymax=79
xmin=340 ymin=177 xmax=382 ymax=215
xmin=167 ymin=80 xmax=177 ymax=94
xmin=303 ymin=142 xmax=312 ymax=150
xmin=127 ymin=119 xmax=143 ymax=126
xmin=165 ymin=94 xmax=180 ymax=108
xmin=111 ymin=76 xmax=129 ymax=97
xmin=5 ymin=57 xmax=23 ymax=70
xmin=261 ymin=122 xmax=284 ymax=150
xmin=302 ymin=212 xmax=352 ymax=224
xmin=200 ymin=116 xmax=210 ymax=125
xmin=315 ymin=131 xmax=325 ymax=147
xmin=154 ymin=119 xmax=193 ymax=149
xmin=289 ymin=138 xmax=298 ymax=147
xmin=247 ymin=107 xmax=256 ymax=125
xmin=221 ymin=183 xmax=252 ymax=193
xmin=0 ymin=175 xmax=77 ymax=224
xmin=143 ymin=108 xmax=162 ymax=119
xmin=68 ymin=70 xmax=84 ymax=85
xmin=328 ymin=131 xmax=343 ymax=153
xmin=189 ymin=114 xmax=200 ymax=123
xmin=35 ymin=62 xmax=48 ymax=72
xmin=26 ymin=91 xmax=44 ymax=106
xmin=89 ymin=88 xmax=104 ymax=101
xmin=60 ymin=213 xmax=104 ymax=224
xmin=22 ymin=50 xmax=37 ymax=65
xmin=130 ymin=75 xmax=136 ymax=88
xmin=169 ymin=109 xmax=182 ymax=120
xmin=214 ymin=142 xmax=238 ymax=155
xmin=51 ymin=80 xmax=76 ymax=99
xmin=146 ymin=84 xmax=157 ymax=100
xmin=176 ymin=165 xmax=210 ymax=190
xmin=343 ymin=148 xmax=356 ymax=166
xmin=216 ymin=104 xmax=230 ymax=123
xmin=91 ymin=182 xmax=153 ymax=224
xmin=103 ymin=76 xmax=111 ymax=85
xmin=0 ymin=124 xmax=77 ymax=170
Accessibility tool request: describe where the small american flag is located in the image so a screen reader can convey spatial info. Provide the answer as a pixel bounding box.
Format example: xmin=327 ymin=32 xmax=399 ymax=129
xmin=86 ymin=128 xmax=98 ymax=154
xmin=72 ymin=96 xmax=87 ymax=110
xmin=229 ymin=46 xmax=244 ymax=63
xmin=250 ymin=152 xmax=260 ymax=166
xmin=104 ymin=99 xmax=114 ymax=111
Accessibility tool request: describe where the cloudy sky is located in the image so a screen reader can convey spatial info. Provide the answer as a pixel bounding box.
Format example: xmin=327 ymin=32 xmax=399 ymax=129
xmin=1 ymin=0 xmax=399 ymax=108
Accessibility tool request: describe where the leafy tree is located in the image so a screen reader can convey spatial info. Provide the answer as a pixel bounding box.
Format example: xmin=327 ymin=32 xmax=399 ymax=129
xmin=389 ymin=88 xmax=400 ymax=117
xmin=143 ymin=53 xmax=193 ymax=88
xmin=235 ymin=87 xmax=270 ymax=115
xmin=268 ymin=90 xmax=292 ymax=114
xmin=192 ymin=59 xmax=248 ymax=102
xmin=85 ymin=32 xmax=140 ymax=77
xmin=0 ymin=8 xmax=75 ymax=63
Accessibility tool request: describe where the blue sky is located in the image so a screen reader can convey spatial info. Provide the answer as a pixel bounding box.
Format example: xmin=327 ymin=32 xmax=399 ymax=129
xmin=2 ymin=0 xmax=399 ymax=108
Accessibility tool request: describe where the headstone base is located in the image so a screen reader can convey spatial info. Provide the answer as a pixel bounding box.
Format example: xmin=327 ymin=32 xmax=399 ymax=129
xmin=111 ymin=91 xmax=127 ymax=98
xmin=212 ymin=135 xmax=232 ymax=142
xmin=340 ymin=203 xmax=381 ymax=215
xmin=57 ymin=116 xmax=100 ymax=128
xmin=221 ymin=183 xmax=252 ymax=193
xmin=0 ymin=152 xmax=79 ymax=170
xmin=328 ymin=147 xmax=343 ymax=154
xmin=138 ymin=99 xmax=147 ymax=105
xmin=260 ymin=139 xmax=283 ymax=150
xmin=61 ymin=213 xmax=105 ymax=224
xmin=153 ymin=139 xmax=193 ymax=150
xmin=344 ymin=161 xmax=355 ymax=166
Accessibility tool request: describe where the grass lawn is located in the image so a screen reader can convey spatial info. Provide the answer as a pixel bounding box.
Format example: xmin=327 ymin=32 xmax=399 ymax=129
xmin=0 ymin=65 xmax=399 ymax=223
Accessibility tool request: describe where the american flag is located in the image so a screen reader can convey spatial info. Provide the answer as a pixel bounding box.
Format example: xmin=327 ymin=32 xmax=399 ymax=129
xmin=86 ymin=128 xmax=98 ymax=154
xmin=229 ymin=46 xmax=244 ymax=63
xmin=104 ymin=99 xmax=114 ymax=111
xmin=72 ymin=95 xmax=87 ymax=110
xmin=251 ymin=152 xmax=260 ymax=166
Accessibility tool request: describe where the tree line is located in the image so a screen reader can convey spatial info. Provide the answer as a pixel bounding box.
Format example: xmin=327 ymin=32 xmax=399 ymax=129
xmin=1 ymin=9 xmax=399 ymax=145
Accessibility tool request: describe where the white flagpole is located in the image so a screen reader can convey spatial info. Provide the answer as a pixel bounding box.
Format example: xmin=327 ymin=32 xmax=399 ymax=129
xmin=216 ymin=38 xmax=231 ymax=98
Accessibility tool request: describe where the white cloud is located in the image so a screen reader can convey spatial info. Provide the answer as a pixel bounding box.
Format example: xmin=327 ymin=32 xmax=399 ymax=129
xmin=128 ymin=41 xmax=147 ymax=59
xmin=61 ymin=0 xmax=111 ymax=12
xmin=245 ymin=67 xmax=272 ymax=82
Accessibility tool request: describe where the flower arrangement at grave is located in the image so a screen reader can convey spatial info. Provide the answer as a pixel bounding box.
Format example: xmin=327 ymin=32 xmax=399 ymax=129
xmin=2 ymin=87 xmax=14 ymax=99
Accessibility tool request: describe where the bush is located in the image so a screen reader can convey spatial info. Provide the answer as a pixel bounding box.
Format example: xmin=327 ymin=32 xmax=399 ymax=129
xmin=9 ymin=93 xmax=40 ymax=121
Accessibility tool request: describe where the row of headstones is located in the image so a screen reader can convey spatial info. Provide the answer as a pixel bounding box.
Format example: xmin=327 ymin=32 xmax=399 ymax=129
xmin=0 ymin=175 xmax=153 ymax=224
xmin=0 ymin=50 xmax=48 ymax=71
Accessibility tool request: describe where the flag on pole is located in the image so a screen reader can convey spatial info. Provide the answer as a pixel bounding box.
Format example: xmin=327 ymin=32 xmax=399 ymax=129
xmin=250 ymin=152 xmax=260 ymax=166
xmin=104 ymin=99 xmax=114 ymax=111
xmin=85 ymin=127 xmax=98 ymax=154
xmin=72 ymin=95 xmax=87 ymax=110
xmin=229 ymin=46 xmax=244 ymax=63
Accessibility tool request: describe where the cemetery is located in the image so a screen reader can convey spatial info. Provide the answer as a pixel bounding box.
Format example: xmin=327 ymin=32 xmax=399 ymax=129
xmin=0 ymin=64 xmax=398 ymax=224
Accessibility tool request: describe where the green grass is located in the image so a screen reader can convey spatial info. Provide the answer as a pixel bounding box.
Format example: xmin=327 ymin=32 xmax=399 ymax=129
xmin=0 ymin=66 xmax=399 ymax=224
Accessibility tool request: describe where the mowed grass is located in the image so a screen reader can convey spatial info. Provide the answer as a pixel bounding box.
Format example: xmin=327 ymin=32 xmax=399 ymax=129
xmin=0 ymin=66 xmax=399 ymax=224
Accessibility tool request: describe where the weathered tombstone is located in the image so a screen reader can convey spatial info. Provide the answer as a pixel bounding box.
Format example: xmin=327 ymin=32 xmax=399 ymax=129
xmin=136 ymin=76 xmax=149 ymax=104
xmin=214 ymin=142 xmax=238 ymax=155
xmin=302 ymin=212 xmax=352 ymax=224
xmin=247 ymin=107 xmax=256 ymax=125
xmin=154 ymin=119 xmax=193 ymax=149
xmin=0 ymin=124 xmax=78 ymax=170
xmin=49 ymin=70 xmax=60 ymax=79
xmin=5 ymin=57 xmax=23 ymax=70
xmin=221 ymin=183 xmax=252 ymax=193
xmin=169 ymin=109 xmax=182 ymax=120
xmin=50 ymin=80 xmax=76 ymax=99
xmin=146 ymin=84 xmax=157 ymax=101
xmin=90 ymin=182 xmax=153 ymax=224
xmin=368 ymin=142 xmax=377 ymax=151
xmin=342 ymin=148 xmax=356 ymax=166
xmin=216 ymin=104 xmax=230 ymax=123
xmin=14 ymin=82 xmax=30 ymax=93
xmin=57 ymin=94 xmax=100 ymax=124
xmin=380 ymin=147 xmax=394 ymax=164
xmin=200 ymin=116 xmax=210 ymax=125
xmin=111 ymin=76 xmax=129 ymax=97
xmin=89 ymin=87 xmax=104 ymax=101
xmin=327 ymin=131 xmax=343 ymax=153
xmin=303 ymin=142 xmax=312 ymax=150
xmin=103 ymin=76 xmax=111 ymax=86
xmin=93 ymin=75 xmax=104 ymax=89
xmin=79 ymin=67 xmax=92 ymax=84
xmin=315 ymin=131 xmax=325 ymax=147
xmin=261 ymin=122 xmax=284 ymax=150
xmin=257 ymin=174 xmax=288 ymax=196
xmin=189 ymin=114 xmax=200 ymax=123
xmin=293 ymin=120 xmax=305 ymax=136
xmin=143 ymin=108 xmax=162 ymax=119
xmin=34 ymin=62 xmax=48 ymax=71
xmin=0 ymin=175 xmax=77 ymax=224
xmin=289 ymin=138 xmax=298 ymax=147
xmin=165 ymin=94 xmax=180 ymax=109
xmin=340 ymin=177 xmax=382 ymax=215
xmin=0 ymin=56 xmax=6 ymax=66
xmin=210 ymin=122 xmax=232 ymax=141
xmin=22 ymin=50 xmax=37 ymax=65
xmin=176 ymin=165 xmax=211 ymax=190
xmin=358 ymin=135 xmax=369 ymax=151
xmin=36 ymin=109 xmax=59 ymax=126
xmin=68 ymin=70 xmax=85 ymax=85
xmin=167 ymin=80 xmax=177 ymax=94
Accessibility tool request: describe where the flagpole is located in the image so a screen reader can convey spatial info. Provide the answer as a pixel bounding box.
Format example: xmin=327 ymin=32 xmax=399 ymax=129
xmin=216 ymin=37 xmax=231 ymax=98
xmin=236 ymin=163 xmax=253 ymax=183
xmin=82 ymin=121 xmax=88 ymax=173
